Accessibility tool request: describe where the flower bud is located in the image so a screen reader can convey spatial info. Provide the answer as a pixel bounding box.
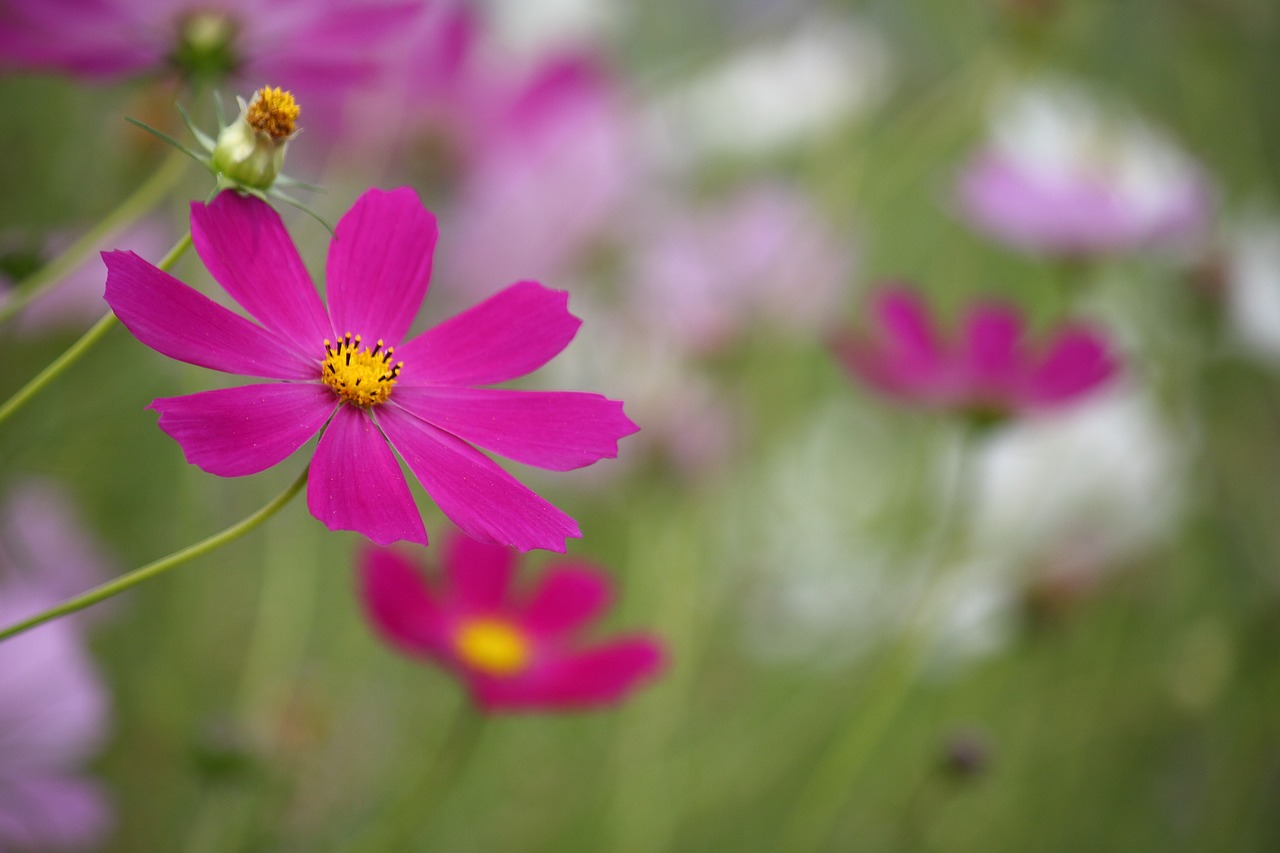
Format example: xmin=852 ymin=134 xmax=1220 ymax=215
xmin=210 ymin=87 xmax=299 ymax=191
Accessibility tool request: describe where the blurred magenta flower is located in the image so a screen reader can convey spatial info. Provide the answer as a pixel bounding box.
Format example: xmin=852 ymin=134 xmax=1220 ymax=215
xmin=359 ymin=534 xmax=666 ymax=712
xmin=0 ymin=0 xmax=422 ymax=100
xmin=104 ymin=187 xmax=636 ymax=551
xmin=955 ymin=80 xmax=1213 ymax=257
xmin=831 ymin=285 xmax=1118 ymax=417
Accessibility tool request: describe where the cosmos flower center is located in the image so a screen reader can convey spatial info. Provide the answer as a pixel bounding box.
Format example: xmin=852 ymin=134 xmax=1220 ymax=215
xmin=454 ymin=618 xmax=531 ymax=676
xmin=321 ymin=333 xmax=402 ymax=408
xmin=246 ymin=87 xmax=300 ymax=139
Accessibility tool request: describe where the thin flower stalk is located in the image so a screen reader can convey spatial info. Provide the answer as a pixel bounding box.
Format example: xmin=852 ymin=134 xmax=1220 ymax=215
xmin=0 ymin=467 xmax=309 ymax=643
xmin=0 ymin=148 xmax=188 ymax=326
xmin=0 ymin=233 xmax=192 ymax=427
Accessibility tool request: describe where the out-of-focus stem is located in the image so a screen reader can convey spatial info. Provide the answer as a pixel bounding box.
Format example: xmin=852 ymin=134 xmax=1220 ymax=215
xmin=0 ymin=147 xmax=188 ymax=325
xmin=0 ymin=232 xmax=192 ymax=427
xmin=0 ymin=466 xmax=309 ymax=643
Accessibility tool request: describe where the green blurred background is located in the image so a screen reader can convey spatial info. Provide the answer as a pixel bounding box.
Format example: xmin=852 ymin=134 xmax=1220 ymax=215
xmin=3 ymin=0 xmax=1280 ymax=850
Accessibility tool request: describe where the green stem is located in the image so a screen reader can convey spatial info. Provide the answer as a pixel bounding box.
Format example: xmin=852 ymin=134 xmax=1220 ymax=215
xmin=0 ymin=232 xmax=192 ymax=427
xmin=774 ymin=424 xmax=977 ymax=851
xmin=0 ymin=466 xmax=309 ymax=643
xmin=0 ymin=148 xmax=188 ymax=325
xmin=339 ymin=708 xmax=487 ymax=852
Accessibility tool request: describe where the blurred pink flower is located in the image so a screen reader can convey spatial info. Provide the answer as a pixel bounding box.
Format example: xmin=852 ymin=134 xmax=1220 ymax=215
xmin=831 ymin=285 xmax=1119 ymax=417
xmin=0 ymin=478 xmax=115 ymax=606
xmin=625 ymin=183 xmax=855 ymax=352
xmin=0 ymin=0 xmax=423 ymax=104
xmin=347 ymin=6 xmax=639 ymax=303
xmin=954 ymin=81 xmax=1213 ymax=257
xmin=437 ymin=55 xmax=637 ymax=300
xmin=0 ymin=484 xmax=114 ymax=850
xmin=104 ymin=187 xmax=637 ymax=551
xmin=359 ymin=535 xmax=666 ymax=712
xmin=0 ymin=586 xmax=112 ymax=850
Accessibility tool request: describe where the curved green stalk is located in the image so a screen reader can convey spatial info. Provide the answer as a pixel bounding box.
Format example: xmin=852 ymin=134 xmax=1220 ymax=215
xmin=0 ymin=148 xmax=188 ymax=325
xmin=337 ymin=708 xmax=488 ymax=852
xmin=0 ymin=467 xmax=309 ymax=643
xmin=0 ymin=232 xmax=192 ymax=427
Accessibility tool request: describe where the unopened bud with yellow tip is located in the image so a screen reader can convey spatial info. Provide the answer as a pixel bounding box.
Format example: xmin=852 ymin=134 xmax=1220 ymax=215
xmin=210 ymin=86 xmax=300 ymax=191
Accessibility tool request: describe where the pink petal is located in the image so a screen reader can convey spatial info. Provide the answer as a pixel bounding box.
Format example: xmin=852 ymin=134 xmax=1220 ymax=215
xmin=473 ymin=636 xmax=666 ymax=711
xmin=308 ymin=405 xmax=427 ymax=546
xmin=104 ymin=250 xmax=316 ymax=380
xmin=0 ymin=774 xmax=112 ymax=850
xmin=391 ymin=386 xmax=638 ymax=471
xmin=520 ymin=562 xmax=613 ymax=639
xmin=191 ymin=192 xmax=333 ymax=356
xmin=326 ymin=187 xmax=437 ymax=344
xmin=149 ymin=383 xmax=334 ymax=477
xmin=442 ymin=533 xmax=519 ymax=611
xmin=377 ymin=405 xmax=580 ymax=553
xmin=395 ymin=281 xmax=581 ymax=386
xmin=961 ymin=302 xmax=1024 ymax=387
xmin=1026 ymin=325 xmax=1119 ymax=405
xmin=830 ymin=332 xmax=931 ymax=399
xmin=358 ymin=545 xmax=447 ymax=656
xmin=873 ymin=286 xmax=943 ymax=366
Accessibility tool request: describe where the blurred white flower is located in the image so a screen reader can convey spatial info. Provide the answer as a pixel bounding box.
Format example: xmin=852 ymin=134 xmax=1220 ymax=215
xmin=646 ymin=17 xmax=891 ymax=163
xmin=1225 ymin=218 xmax=1280 ymax=361
xmin=731 ymin=401 xmax=1003 ymax=670
xmin=485 ymin=0 xmax=626 ymax=53
xmin=969 ymin=387 xmax=1186 ymax=572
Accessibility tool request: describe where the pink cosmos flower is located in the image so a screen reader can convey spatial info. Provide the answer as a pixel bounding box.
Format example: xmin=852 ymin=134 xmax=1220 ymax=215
xmin=831 ymin=285 xmax=1119 ymax=417
xmin=103 ymin=187 xmax=637 ymax=551
xmin=359 ymin=534 xmax=666 ymax=712
xmin=953 ymin=81 xmax=1213 ymax=257
xmin=0 ymin=0 xmax=422 ymax=105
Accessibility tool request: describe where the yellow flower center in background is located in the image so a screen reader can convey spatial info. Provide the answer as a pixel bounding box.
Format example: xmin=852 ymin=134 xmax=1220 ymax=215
xmin=454 ymin=618 xmax=531 ymax=676
xmin=321 ymin=333 xmax=402 ymax=408
xmin=247 ymin=87 xmax=300 ymax=139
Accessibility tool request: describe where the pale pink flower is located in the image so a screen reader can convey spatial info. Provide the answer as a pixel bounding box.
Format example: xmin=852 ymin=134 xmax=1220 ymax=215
xmin=0 ymin=485 xmax=114 ymax=850
xmin=954 ymin=80 xmax=1213 ymax=257
xmin=625 ymin=183 xmax=855 ymax=352
xmin=360 ymin=534 xmax=666 ymax=712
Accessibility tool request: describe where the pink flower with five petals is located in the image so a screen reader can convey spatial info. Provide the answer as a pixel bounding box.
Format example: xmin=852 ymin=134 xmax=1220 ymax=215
xmin=104 ymin=187 xmax=637 ymax=551
xmin=831 ymin=285 xmax=1119 ymax=418
xmin=359 ymin=534 xmax=666 ymax=712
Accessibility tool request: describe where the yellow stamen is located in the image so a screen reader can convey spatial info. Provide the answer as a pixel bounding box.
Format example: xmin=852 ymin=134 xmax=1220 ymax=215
xmin=246 ymin=86 xmax=300 ymax=139
xmin=321 ymin=333 xmax=401 ymax=408
xmin=454 ymin=618 xmax=531 ymax=676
